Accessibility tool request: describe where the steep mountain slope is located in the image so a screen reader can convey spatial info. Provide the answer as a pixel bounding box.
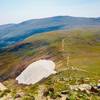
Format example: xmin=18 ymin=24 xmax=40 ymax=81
xmin=0 ymin=28 xmax=100 ymax=81
xmin=0 ymin=16 xmax=100 ymax=48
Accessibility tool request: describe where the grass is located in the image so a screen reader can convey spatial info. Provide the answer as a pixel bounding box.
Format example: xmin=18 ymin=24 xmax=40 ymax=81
xmin=0 ymin=28 xmax=100 ymax=79
xmin=0 ymin=28 xmax=100 ymax=99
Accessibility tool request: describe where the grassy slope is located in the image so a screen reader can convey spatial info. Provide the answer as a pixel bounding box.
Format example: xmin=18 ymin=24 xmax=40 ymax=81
xmin=0 ymin=28 xmax=100 ymax=81
xmin=25 ymin=28 xmax=100 ymax=79
xmin=0 ymin=28 xmax=100 ymax=99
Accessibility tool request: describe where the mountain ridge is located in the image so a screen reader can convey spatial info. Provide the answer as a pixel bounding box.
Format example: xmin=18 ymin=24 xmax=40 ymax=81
xmin=0 ymin=16 xmax=100 ymax=48
xmin=1 ymin=15 xmax=100 ymax=26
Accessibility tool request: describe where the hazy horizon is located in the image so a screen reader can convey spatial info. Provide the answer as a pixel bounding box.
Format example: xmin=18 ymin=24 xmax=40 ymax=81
xmin=0 ymin=0 xmax=100 ymax=25
xmin=0 ymin=15 xmax=100 ymax=26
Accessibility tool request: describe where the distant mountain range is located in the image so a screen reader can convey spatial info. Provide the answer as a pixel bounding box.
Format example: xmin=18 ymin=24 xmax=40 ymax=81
xmin=0 ymin=16 xmax=100 ymax=48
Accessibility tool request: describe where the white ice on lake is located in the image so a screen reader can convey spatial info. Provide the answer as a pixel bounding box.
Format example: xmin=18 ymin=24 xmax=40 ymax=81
xmin=16 ymin=60 xmax=56 ymax=85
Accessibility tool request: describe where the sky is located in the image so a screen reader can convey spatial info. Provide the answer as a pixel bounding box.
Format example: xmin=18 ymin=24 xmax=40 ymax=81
xmin=0 ymin=0 xmax=100 ymax=25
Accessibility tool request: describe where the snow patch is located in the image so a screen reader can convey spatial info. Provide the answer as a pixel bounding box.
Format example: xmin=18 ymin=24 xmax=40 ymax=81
xmin=16 ymin=60 xmax=56 ymax=85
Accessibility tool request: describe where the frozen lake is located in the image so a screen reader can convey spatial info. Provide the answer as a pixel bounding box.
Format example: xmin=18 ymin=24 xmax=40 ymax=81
xmin=16 ymin=60 xmax=56 ymax=85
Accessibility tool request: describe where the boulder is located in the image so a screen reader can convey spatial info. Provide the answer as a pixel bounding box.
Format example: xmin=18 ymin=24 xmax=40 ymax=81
xmin=70 ymin=84 xmax=91 ymax=92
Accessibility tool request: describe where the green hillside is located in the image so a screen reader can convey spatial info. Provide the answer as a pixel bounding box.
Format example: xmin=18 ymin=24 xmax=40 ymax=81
xmin=0 ymin=28 xmax=100 ymax=99
xmin=0 ymin=28 xmax=100 ymax=79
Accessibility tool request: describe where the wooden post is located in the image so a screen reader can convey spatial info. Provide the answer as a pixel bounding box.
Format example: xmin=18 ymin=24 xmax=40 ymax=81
xmin=62 ymin=39 xmax=65 ymax=51
xmin=67 ymin=55 xmax=70 ymax=67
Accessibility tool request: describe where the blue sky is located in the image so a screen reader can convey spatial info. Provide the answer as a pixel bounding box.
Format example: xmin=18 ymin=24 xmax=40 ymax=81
xmin=0 ymin=0 xmax=100 ymax=24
